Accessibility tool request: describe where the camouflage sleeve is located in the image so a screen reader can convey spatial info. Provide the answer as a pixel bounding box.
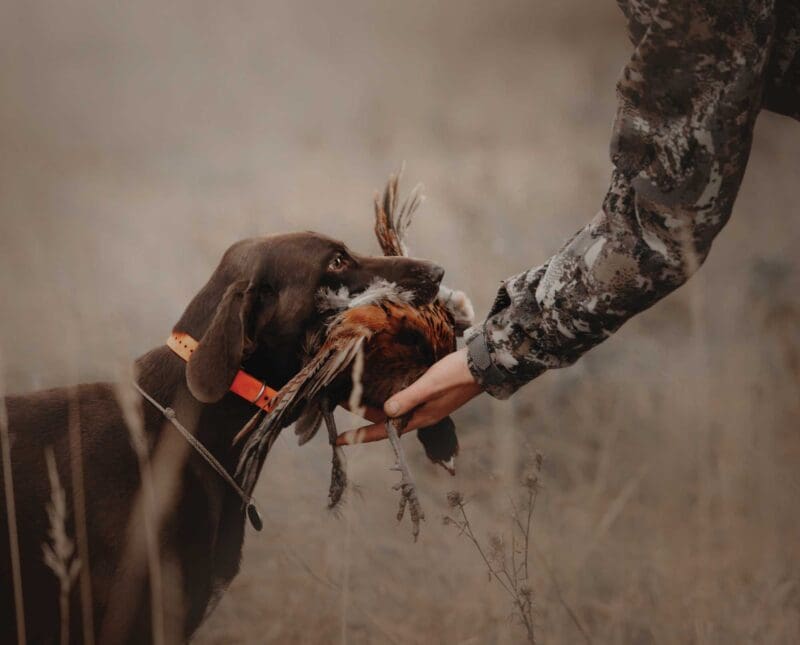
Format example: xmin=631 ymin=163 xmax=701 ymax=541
xmin=466 ymin=1 xmax=777 ymax=399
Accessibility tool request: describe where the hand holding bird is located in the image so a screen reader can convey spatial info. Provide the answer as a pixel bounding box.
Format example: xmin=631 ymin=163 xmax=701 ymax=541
xmin=336 ymin=348 xmax=482 ymax=446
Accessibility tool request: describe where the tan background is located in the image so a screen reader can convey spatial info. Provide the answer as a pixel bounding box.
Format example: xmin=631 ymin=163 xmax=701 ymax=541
xmin=2 ymin=1 xmax=799 ymax=642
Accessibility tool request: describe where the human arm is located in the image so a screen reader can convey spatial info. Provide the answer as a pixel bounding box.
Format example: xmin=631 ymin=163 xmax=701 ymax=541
xmin=466 ymin=1 xmax=775 ymax=398
xmin=337 ymin=1 xmax=777 ymax=442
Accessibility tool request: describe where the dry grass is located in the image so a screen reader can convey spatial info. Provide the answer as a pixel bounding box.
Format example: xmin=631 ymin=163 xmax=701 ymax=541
xmin=0 ymin=367 xmax=26 ymax=645
xmin=67 ymin=387 xmax=96 ymax=645
xmin=113 ymin=378 xmax=167 ymax=645
xmin=101 ymin=375 xmax=194 ymax=645
xmin=42 ymin=446 xmax=82 ymax=645
xmin=1 ymin=1 xmax=799 ymax=643
xmin=442 ymin=456 xmax=546 ymax=644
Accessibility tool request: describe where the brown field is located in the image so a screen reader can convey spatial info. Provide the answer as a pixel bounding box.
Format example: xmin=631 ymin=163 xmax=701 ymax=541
xmin=1 ymin=1 xmax=799 ymax=643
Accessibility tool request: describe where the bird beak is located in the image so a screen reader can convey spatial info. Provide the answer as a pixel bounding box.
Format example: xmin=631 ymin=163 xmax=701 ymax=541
xmin=438 ymin=457 xmax=456 ymax=476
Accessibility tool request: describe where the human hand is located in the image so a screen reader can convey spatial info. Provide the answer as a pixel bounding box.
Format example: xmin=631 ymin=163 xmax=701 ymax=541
xmin=336 ymin=347 xmax=483 ymax=445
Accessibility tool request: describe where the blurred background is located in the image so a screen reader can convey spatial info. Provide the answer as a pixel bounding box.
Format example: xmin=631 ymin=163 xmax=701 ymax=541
xmin=2 ymin=1 xmax=799 ymax=642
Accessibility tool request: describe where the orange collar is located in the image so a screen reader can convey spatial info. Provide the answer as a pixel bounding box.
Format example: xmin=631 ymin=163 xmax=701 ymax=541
xmin=167 ymin=332 xmax=278 ymax=412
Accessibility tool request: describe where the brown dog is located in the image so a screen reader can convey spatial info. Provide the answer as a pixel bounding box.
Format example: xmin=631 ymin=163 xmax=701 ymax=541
xmin=0 ymin=232 xmax=443 ymax=644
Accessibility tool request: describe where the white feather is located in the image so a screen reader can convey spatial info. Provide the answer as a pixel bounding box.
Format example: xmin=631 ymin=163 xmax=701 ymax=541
xmin=437 ymin=285 xmax=475 ymax=331
xmin=317 ymin=278 xmax=416 ymax=312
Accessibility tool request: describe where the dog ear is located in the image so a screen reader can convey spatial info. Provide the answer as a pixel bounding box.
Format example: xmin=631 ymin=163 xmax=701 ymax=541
xmin=186 ymin=279 xmax=273 ymax=403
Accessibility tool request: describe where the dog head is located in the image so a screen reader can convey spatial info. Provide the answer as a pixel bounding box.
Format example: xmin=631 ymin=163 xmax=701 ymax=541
xmin=175 ymin=232 xmax=444 ymax=403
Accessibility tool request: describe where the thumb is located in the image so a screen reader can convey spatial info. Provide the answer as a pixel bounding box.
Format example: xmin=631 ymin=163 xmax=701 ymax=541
xmin=384 ymin=378 xmax=429 ymax=417
xmin=384 ymin=349 xmax=470 ymax=417
xmin=383 ymin=354 xmax=456 ymax=417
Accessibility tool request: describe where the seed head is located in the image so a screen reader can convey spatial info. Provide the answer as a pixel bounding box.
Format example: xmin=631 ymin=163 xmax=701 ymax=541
xmin=488 ymin=533 xmax=505 ymax=564
xmin=446 ymin=490 xmax=464 ymax=508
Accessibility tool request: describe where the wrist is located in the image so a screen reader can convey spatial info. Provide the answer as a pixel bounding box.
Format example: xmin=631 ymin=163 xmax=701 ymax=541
xmin=466 ymin=329 xmax=505 ymax=385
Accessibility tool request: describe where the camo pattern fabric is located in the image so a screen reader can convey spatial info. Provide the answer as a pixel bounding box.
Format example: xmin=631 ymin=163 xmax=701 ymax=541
xmin=467 ymin=0 xmax=799 ymax=399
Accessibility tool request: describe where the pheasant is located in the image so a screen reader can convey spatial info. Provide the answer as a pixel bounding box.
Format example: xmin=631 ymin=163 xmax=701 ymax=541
xmin=235 ymin=174 xmax=474 ymax=538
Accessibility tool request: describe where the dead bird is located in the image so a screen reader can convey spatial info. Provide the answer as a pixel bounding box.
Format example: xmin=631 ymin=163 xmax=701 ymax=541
xmin=235 ymin=174 xmax=474 ymax=538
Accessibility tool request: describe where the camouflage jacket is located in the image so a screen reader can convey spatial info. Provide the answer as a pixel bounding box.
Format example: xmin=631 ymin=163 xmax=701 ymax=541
xmin=466 ymin=0 xmax=800 ymax=399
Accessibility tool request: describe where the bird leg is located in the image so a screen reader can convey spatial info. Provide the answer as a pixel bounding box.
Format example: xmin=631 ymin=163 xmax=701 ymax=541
xmin=386 ymin=417 xmax=424 ymax=540
xmin=321 ymin=399 xmax=347 ymax=509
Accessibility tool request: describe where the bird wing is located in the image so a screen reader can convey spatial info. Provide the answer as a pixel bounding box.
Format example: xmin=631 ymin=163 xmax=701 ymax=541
xmin=235 ymin=323 xmax=373 ymax=495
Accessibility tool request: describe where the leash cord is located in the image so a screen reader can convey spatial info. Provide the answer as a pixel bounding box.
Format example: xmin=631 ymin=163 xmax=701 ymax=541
xmin=131 ymin=380 xmax=263 ymax=531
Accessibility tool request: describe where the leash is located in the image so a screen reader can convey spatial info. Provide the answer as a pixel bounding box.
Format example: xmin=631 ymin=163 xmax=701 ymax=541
xmin=131 ymin=380 xmax=264 ymax=531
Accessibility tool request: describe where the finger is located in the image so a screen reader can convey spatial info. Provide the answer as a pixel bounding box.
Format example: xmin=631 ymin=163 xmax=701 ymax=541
xmin=335 ymin=420 xmax=417 ymax=446
xmin=383 ymin=364 xmax=449 ymax=417
xmin=336 ymin=396 xmax=451 ymax=445
xmin=338 ymin=402 xmax=385 ymax=423
xmin=383 ymin=349 xmax=472 ymax=417
xmin=335 ymin=422 xmax=386 ymax=445
xmin=340 ymin=381 xmax=483 ymax=446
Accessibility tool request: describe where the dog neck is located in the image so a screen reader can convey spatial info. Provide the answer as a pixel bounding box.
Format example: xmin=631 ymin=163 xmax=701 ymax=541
xmin=166 ymin=332 xmax=279 ymax=413
xmin=133 ymin=346 xmax=259 ymax=450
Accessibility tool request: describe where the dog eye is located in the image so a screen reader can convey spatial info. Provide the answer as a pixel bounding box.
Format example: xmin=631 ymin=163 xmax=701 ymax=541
xmin=328 ymin=254 xmax=346 ymax=271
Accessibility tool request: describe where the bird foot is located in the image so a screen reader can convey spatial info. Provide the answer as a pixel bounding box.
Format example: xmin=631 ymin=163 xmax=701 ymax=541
xmin=392 ymin=474 xmax=424 ymax=541
xmin=385 ymin=416 xmax=425 ymax=541
xmin=328 ymin=446 xmax=347 ymax=510
xmin=322 ymin=399 xmax=347 ymax=510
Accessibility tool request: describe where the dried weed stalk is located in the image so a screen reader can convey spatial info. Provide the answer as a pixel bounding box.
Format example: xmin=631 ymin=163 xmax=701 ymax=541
xmin=67 ymin=388 xmax=95 ymax=645
xmin=43 ymin=446 xmax=81 ymax=645
xmin=443 ymin=453 xmax=590 ymax=644
xmin=113 ymin=379 xmax=166 ymax=645
xmin=1 ymin=382 xmax=26 ymax=645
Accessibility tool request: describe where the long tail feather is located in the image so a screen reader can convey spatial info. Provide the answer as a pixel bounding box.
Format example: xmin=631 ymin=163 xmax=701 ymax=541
xmin=374 ymin=170 xmax=424 ymax=258
xmin=235 ymin=332 xmax=369 ymax=495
